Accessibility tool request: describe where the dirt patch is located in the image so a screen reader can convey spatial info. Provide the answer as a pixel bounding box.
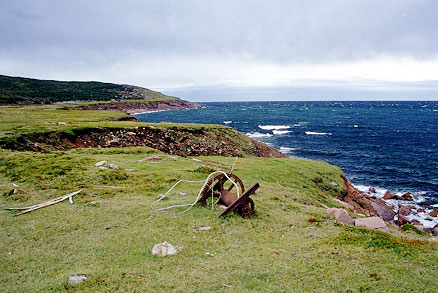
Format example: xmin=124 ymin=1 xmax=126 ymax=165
xmin=1 ymin=126 xmax=287 ymax=158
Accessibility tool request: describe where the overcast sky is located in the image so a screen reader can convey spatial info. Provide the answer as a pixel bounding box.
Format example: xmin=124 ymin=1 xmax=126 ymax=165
xmin=1 ymin=0 xmax=438 ymax=101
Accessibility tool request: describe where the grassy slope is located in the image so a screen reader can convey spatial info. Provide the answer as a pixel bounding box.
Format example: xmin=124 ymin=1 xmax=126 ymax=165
xmin=0 ymin=105 xmax=437 ymax=291
xmin=0 ymin=74 xmax=179 ymax=104
xmin=0 ymin=148 xmax=436 ymax=292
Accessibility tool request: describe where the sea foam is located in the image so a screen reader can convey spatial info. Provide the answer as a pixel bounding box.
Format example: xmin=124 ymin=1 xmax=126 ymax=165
xmin=258 ymin=125 xmax=290 ymax=130
xmin=305 ymin=131 xmax=332 ymax=135
xmin=273 ymin=130 xmax=292 ymax=135
xmin=246 ymin=132 xmax=273 ymax=138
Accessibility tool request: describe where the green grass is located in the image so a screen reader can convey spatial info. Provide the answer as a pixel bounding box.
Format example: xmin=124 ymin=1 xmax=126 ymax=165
xmin=1 ymin=147 xmax=437 ymax=292
xmin=0 ymin=74 xmax=179 ymax=104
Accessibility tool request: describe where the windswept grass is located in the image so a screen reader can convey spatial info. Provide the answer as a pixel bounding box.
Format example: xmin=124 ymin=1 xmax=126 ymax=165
xmin=1 ymin=147 xmax=436 ymax=292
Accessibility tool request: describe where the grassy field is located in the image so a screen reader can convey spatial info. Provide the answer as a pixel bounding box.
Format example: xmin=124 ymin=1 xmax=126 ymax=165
xmin=0 ymin=105 xmax=437 ymax=292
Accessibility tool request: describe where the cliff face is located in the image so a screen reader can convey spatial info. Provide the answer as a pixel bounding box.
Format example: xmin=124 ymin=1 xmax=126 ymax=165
xmin=69 ymin=99 xmax=201 ymax=114
xmin=0 ymin=125 xmax=287 ymax=158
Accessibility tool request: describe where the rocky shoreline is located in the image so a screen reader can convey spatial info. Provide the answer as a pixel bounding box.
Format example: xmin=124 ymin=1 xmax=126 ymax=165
xmin=336 ymin=179 xmax=438 ymax=236
xmin=66 ymin=99 xmax=202 ymax=115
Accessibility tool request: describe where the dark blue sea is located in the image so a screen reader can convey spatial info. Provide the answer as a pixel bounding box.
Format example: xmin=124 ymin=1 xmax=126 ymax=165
xmin=136 ymin=101 xmax=438 ymax=207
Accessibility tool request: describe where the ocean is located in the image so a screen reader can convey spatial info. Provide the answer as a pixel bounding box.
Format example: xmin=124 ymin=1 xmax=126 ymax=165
xmin=136 ymin=101 xmax=438 ymax=213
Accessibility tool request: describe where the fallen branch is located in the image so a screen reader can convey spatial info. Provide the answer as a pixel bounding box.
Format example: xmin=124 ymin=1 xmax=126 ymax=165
xmin=5 ymin=190 xmax=82 ymax=216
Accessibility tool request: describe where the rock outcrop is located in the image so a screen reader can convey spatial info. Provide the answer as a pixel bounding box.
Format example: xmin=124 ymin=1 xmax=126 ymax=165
xmin=1 ymin=126 xmax=287 ymax=158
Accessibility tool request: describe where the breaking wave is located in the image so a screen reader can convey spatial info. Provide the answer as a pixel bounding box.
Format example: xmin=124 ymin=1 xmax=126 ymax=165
xmin=246 ymin=132 xmax=273 ymax=138
xmin=258 ymin=125 xmax=290 ymax=130
xmin=273 ymin=130 xmax=292 ymax=135
xmin=305 ymin=131 xmax=332 ymax=136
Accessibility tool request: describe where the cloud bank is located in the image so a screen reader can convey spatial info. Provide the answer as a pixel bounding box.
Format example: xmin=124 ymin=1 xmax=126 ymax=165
xmin=1 ymin=0 xmax=438 ymax=100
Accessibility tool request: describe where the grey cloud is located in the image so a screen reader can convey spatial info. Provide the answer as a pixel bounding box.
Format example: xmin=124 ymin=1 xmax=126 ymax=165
xmin=1 ymin=0 xmax=438 ymax=64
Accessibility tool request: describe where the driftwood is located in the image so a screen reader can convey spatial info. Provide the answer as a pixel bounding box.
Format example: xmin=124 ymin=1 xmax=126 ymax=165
xmin=5 ymin=190 xmax=82 ymax=216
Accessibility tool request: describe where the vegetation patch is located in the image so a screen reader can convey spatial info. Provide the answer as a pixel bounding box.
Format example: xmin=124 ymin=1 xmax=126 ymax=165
xmin=332 ymin=226 xmax=433 ymax=256
xmin=401 ymin=224 xmax=430 ymax=236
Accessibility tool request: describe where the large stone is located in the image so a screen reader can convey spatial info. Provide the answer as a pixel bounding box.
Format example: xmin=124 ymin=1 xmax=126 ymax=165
xmin=151 ymin=242 xmax=182 ymax=257
xmin=429 ymin=210 xmax=438 ymax=217
xmin=355 ymin=216 xmax=389 ymax=233
xmin=326 ymin=208 xmax=354 ymax=225
xmin=383 ymin=191 xmax=397 ymax=200
xmin=109 ymin=164 xmax=120 ymax=170
xmin=434 ymin=226 xmax=438 ymax=236
xmin=95 ymin=160 xmax=107 ymax=166
xmin=68 ymin=274 xmax=87 ymax=285
xmin=333 ymin=199 xmax=355 ymax=211
xmin=397 ymin=215 xmax=410 ymax=225
xmin=398 ymin=205 xmax=412 ymax=216
xmin=369 ymin=198 xmax=396 ymax=221
xmin=399 ymin=192 xmax=414 ymax=201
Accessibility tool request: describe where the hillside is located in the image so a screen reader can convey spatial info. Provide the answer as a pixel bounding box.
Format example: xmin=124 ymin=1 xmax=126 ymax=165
xmin=0 ymin=103 xmax=437 ymax=291
xmin=0 ymin=75 xmax=179 ymax=104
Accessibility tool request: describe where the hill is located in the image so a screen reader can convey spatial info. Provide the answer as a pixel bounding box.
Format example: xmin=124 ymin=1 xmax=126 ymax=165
xmin=0 ymin=96 xmax=436 ymax=291
xmin=0 ymin=74 xmax=178 ymax=104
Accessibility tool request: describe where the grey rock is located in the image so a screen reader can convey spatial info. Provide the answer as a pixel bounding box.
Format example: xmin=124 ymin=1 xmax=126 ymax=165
xmin=355 ymin=216 xmax=389 ymax=233
xmin=95 ymin=160 xmax=107 ymax=166
xmin=151 ymin=242 xmax=182 ymax=256
xmin=68 ymin=274 xmax=87 ymax=285
xmin=326 ymin=208 xmax=354 ymax=225
xmin=330 ymin=181 xmax=339 ymax=188
xmin=109 ymin=164 xmax=120 ymax=170
xmin=99 ymin=166 xmax=108 ymax=170
xmin=194 ymin=226 xmax=212 ymax=232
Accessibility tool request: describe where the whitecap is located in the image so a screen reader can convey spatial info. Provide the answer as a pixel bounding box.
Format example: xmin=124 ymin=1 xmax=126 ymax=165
xmin=223 ymin=121 xmax=232 ymax=124
xmin=258 ymin=125 xmax=290 ymax=130
xmin=292 ymin=122 xmax=309 ymax=127
xmin=305 ymin=131 xmax=332 ymax=135
xmin=273 ymin=130 xmax=292 ymax=135
xmin=353 ymin=125 xmax=359 ymax=128
xmin=246 ymin=132 xmax=273 ymax=138
xmin=279 ymin=147 xmax=296 ymax=153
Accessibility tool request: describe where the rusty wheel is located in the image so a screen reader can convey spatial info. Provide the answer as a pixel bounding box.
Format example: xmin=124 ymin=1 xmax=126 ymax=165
xmin=197 ymin=173 xmax=245 ymax=206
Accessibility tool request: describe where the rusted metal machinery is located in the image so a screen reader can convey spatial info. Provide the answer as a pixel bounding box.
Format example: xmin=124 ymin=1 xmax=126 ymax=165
xmin=197 ymin=172 xmax=259 ymax=218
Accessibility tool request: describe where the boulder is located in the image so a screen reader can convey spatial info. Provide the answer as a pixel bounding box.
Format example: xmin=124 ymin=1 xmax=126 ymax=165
xmin=109 ymin=164 xmax=120 ymax=170
xmin=330 ymin=181 xmax=339 ymax=188
xmin=397 ymin=215 xmax=410 ymax=225
xmin=434 ymin=226 xmax=438 ymax=236
xmin=326 ymin=208 xmax=354 ymax=225
xmin=355 ymin=216 xmax=389 ymax=233
xmin=399 ymin=192 xmax=414 ymax=201
xmin=151 ymin=242 xmax=182 ymax=257
xmin=413 ymin=223 xmax=425 ymax=231
xmin=193 ymin=226 xmax=212 ymax=232
xmin=369 ymin=187 xmax=376 ymax=193
xmin=95 ymin=160 xmax=107 ymax=166
xmin=383 ymin=191 xmax=397 ymax=200
xmin=68 ymin=274 xmax=87 ymax=285
xmin=418 ymin=200 xmax=434 ymax=206
xmin=333 ymin=199 xmax=355 ymax=211
xmin=369 ymin=198 xmax=396 ymax=221
xmin=398 ymin=205 xmax=411 ymax=216
xmin=429 ymin=210 xmax=438 ymax=217
xmin=411 ymin=219 xmax=421 ymax=225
